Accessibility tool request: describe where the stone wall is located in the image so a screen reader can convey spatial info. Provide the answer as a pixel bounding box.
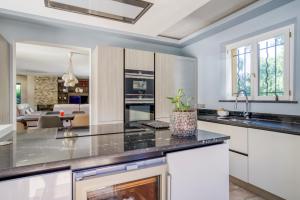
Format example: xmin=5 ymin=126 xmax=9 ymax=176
xmin=34 ymin=76 xmax=58 ymax=105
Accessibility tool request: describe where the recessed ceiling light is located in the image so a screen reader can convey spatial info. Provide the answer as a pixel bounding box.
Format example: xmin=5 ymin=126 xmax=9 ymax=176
xmin=44 ymin=0 xmax=153 ymax=24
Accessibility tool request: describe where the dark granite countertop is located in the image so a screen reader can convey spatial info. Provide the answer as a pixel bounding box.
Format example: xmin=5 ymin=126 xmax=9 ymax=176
xmin=198 ymin=114 xmax=300 ymax=136
xmin=0 ymin=124 xmax=229 ymax=180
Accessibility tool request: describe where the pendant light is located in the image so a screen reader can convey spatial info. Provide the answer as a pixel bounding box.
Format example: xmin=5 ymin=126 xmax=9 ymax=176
xmin=62 ymin=52 xmax=78 ymax=87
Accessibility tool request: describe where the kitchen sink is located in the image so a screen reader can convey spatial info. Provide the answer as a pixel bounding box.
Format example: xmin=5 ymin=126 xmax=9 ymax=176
xmin=217 ymin=116 xmax=258 ymax=124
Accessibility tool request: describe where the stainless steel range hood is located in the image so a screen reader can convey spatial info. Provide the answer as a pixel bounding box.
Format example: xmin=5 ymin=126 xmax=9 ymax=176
xmin=44 ymin=0 xmax=153 ymax=24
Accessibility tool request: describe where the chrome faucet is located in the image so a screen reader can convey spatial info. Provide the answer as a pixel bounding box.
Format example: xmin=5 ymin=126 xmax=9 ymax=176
xmin=235 ymin=90 xmax=250 ymax=119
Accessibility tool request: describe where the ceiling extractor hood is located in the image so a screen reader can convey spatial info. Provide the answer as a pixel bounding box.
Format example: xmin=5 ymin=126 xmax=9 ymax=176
xmin=44 ymin=0 xmax=153 ymax=24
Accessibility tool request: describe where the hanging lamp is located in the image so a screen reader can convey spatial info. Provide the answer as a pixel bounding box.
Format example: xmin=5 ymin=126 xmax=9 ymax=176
xmin=62 ymin=52 xmax=78 ymax=87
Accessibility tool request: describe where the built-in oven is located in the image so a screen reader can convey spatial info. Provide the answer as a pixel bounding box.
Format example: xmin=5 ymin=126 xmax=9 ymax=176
xmin=125 ymin=69 xmax=154 ymax=99
xmin=125 ymin=69 xmax=155 ymax=124
xmin=73 ymin=157 xmax=167 ymax=200
xmin=125 ymin=100 xmax=155 ymax=124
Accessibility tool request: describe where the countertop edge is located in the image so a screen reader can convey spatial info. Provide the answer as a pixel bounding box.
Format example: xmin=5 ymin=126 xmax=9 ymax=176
xmin=0 ymin=136 xmax=229 ymax=181
xmin=198 ymin=117 xmax=300 ymax=136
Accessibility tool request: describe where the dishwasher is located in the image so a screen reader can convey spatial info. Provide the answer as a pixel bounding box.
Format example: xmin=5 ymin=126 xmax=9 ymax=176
xmin=73 ymin=157 xmax=167 ymax=200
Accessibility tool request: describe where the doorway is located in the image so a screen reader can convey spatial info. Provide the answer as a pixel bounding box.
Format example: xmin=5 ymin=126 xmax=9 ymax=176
xmin=13 ymin=42 xmax=92 ymax=131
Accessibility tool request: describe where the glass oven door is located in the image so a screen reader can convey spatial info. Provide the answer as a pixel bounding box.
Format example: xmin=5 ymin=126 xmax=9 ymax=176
xmin=87 ymin=176 xmax=159 ymax=200
xmin=125 ymin=103 xmax=155 ymax=124
xmin=74 ymin=160 xmax=167 ymax=200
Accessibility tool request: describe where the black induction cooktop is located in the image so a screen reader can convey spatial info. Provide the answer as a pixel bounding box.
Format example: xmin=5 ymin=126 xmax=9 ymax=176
xmin=56 ymin=123 xmax=152 ymax=139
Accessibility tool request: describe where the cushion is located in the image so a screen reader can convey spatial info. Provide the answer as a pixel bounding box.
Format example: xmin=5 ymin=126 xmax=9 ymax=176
xmin=25 ymin=109 xmax=32 ymax=115
xmin=29 ymin=107 xmax=35 ymax=113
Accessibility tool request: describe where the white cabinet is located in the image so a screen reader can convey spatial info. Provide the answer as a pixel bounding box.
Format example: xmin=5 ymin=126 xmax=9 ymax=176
xmin=197 ymin=121 xmax=248 ymax=154
xmin=197 ymin=121 xmax=249 ymax=182
xmin=155 ymin=53 xmax=175 ymax=120
xmin=125 ymin=48 xmax=154 ymax=71
xmin=229 ymin=151 xmax=248 ymax=182
xmin=167 ymin=143 xmax=229 ymax=200
xmin=0 ymin=170 xmax=72 ymax=200
xmin=248 ymin=128 xmax=300 ymax=200
xmin=155 ymin=53 xmax=197 ymax=121
xmin=91 ymin=46 xmax=124 ymax=125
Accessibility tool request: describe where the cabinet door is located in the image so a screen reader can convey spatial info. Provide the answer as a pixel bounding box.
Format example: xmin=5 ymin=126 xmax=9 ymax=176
xmin=155 ymin=53 xmax=197 ymax=120
xmin=125 ymin=49 xmax=154 ymax=71
xmin=197 ymin=121 xmax=248 ymax=154
xmin=155 ymin=53 xmax=175 ymax=120
xmin=229 ymin=151 xmax=248 ymax=182
xmin=91 ymin=46 xmax=124 ymax=124
xmin=248 ymin=128 xmax=300 ymax=200
xmin=0 ymin=170 xmax=72 ymax=200
xmin=197 ymin=121 xmax=249 ymax=181
xmin=167 ymin=143 xmax=229 ymax=200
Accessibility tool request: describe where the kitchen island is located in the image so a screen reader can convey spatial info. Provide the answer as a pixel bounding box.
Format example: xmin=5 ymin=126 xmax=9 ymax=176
xmin=0 ymin=124 xmax=230 ymax=200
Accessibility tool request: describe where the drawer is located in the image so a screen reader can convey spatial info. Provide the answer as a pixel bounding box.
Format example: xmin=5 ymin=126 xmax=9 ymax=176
xmin=198 ymin=121 xmax=248 ymax=154
xmin=230 ymin=151 xmax=248 ymax=182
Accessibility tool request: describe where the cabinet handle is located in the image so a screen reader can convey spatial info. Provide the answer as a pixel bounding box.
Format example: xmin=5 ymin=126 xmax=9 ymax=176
xmin=167 ymin=173 xmax=172 ymax=200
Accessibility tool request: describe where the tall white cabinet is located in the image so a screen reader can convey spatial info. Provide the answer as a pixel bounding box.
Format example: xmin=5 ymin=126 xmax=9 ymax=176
xmin=155 ymin=53 xmax=197 ymax=121
xmin=0 ymin=170 xmax=72 ymax=200
xmin=91 ymin=47 xmax=197 ymax=124
xmin=167 ymin=143 xmax=229 ymax=200
xmin=91 ymin=46 xmax=124 ymax=125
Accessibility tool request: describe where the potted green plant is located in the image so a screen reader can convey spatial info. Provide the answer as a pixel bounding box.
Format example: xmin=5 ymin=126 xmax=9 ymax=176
xmin=167 ymin=89 xmax=197 ymax=137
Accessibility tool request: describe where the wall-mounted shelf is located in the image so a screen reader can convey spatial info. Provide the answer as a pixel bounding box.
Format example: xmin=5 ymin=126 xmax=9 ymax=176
xmin=57 ymin=78 xmax=89 ymax=104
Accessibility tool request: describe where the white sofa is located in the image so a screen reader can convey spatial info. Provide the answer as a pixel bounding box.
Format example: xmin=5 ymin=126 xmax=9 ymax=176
xmin=16 ymin=104 xmax=41 ymax=127
xmin=17 ymin=104 xmax=40 ymax=116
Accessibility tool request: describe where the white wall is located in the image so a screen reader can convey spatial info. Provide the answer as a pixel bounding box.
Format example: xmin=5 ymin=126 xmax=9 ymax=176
xmin=0 ymin=15 xmax=183 ymax=127
xmin=0 ymin=17 xmax=182 ymax=55
xmin=182 ymin=0 xmax=300 ymax=115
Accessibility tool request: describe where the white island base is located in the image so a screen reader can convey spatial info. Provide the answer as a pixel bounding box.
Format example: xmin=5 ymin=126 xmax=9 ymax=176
xmin=167 ymin=142 xmax=229 ymax=200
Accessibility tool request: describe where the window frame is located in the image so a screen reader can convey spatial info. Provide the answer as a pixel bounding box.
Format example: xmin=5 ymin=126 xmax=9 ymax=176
xmin=225 ymin=25 xmax=294 ymax=101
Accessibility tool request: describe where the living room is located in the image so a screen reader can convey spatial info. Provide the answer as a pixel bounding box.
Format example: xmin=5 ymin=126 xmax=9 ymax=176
xmin=16 ymin=42 xmax=90 ymax=131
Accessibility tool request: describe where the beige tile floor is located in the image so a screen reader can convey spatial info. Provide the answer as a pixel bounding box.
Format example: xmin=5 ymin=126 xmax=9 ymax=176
xmin=230 ymin=182 xmax=266 ymax=200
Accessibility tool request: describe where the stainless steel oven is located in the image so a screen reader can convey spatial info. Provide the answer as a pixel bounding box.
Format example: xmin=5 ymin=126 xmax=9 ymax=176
xmin=73 ymin=158 xmax=167 ymax=200
xmin=125 ymin=69 xmax=155 ymax=124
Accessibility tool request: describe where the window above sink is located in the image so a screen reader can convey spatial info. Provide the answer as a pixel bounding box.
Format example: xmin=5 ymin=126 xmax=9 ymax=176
xmin=225 ymin=25 xmax=294 ymax=102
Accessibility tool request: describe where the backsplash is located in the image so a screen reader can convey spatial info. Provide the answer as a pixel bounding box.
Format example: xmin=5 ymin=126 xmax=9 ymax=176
xmin=198 ymin=108 xmax=300 ymax=124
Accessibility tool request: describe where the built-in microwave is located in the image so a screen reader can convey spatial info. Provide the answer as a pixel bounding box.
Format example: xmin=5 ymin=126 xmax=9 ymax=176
xmin=125 ymin=69 xmax=154 ymax=99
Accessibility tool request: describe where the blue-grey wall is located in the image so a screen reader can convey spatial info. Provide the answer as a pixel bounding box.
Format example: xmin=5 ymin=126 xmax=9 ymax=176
xmin=0 ymin=17 xmax=182 ymax=55
xmin=1 ymin=0 xmax=299 ymax=115
xmin=182 ymin=0 xmax=300 ymax=115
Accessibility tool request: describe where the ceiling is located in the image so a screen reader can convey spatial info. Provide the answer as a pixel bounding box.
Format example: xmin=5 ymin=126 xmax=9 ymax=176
xmin=160 ymin=0 xmax=258 ymax=39
xmin=16 ymin=42 xmax=90 ymax=78
xmin=0 ymin=0 xmax=210 ymax=38
xmin=0 ymin=0 xmax=261 ymax=42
